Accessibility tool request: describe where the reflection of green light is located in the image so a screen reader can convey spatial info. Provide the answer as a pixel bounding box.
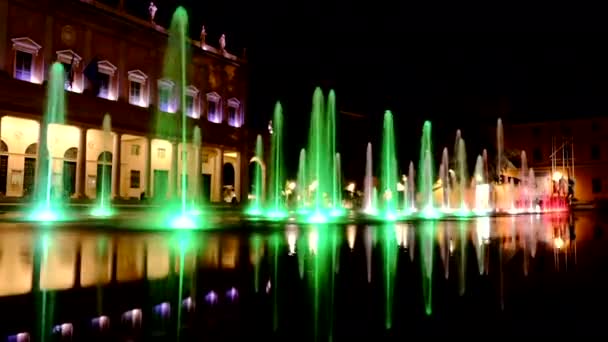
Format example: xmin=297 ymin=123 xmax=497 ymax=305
xmin=421 ymin=206 xmax=441 ymax=219
xmin=169 ymin=214 xmax=197 ymax=229
xmin=29 ymin=206 xmax=64 ymax=222
xmin=308 ymin=212 xmax=327 ymax=223
xmin=329 ymin=208 xmax=345 ymax=217
xmin=246 ymin=208 xmax=263 ymax=216
xmin=91 ymin=206 xmax=113 ymax=217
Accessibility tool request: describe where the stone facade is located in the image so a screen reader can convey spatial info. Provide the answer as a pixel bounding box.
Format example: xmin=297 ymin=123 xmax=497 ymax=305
xmin=0 ymin=0 xmax=257 ymax=202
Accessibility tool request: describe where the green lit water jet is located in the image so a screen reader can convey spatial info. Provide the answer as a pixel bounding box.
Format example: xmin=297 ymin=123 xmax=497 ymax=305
xmin=267 ymin=102 xmax=286 ymax=218
xmin=327 ymin=91 xmax=340 ymax=213
xmin=247 ymin=135 xmax=264 ymax=215
xmin=380 ymin=111 xmax=398 ymax=220
xmin=296 ymin=148 xmax=308 ymax=213
xmin=418 ymin=121 xmax=438 ymax=218
xmin=91 ymin=114 xmax=113 ymax=217
xmin=308 ymin=89 xmax=326 ymax=218
xmin=159 ymin=7 xmax=199 ymax=228
xmin=30 ymin=63 xmax=68 ymax=221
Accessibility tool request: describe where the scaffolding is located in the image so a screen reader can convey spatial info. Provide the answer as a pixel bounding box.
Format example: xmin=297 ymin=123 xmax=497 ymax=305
xmin=549 ymin=135 xmax=575 ymax=197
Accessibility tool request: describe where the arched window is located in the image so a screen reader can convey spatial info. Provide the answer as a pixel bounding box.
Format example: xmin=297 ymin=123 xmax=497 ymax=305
xmin=0 ymin=140 xmax=8 ymax=153
xmin=98 ymin=151 xmax=112 ymax=164
xmin=64 ymin=147 xmax=78 ymax=161
xmin=25 ymin=143 xmax=37 ymax=155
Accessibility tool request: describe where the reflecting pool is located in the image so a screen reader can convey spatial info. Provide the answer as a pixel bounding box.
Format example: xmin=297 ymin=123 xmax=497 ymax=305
xmin=0 ymin=211 xmax=606 ymax=340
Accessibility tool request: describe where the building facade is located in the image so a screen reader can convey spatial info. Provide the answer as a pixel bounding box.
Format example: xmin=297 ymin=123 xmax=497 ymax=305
xmin=0 ymin=0 xmax=255 ymax=203
xmin=502 ymin=118 xmax=608 ymax=204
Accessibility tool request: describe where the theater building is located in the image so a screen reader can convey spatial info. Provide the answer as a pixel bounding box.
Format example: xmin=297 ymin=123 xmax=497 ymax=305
xmin=0 ymin=0 xmax=254 ymax=203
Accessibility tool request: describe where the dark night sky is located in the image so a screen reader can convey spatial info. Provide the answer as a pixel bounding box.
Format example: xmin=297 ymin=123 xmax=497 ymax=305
xmin=125 ymin=0 xmax=608 ymax=176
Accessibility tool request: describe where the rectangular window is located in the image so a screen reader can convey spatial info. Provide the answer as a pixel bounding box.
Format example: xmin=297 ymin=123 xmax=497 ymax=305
xmin=157 ymin=148 xmax=166 ymax=159
xmin=159 ymin=87 xmax=171 ymax=112
xmin=131 ymin=144 xmax=140 ymax=156
xmin=207 ymin=101 xmax=217 ymax=121
xmin=592 ymin=144 xmax=601 ymax=161
xmin=228 ymin=106 xmax=237 ymax=124
xmin=62 ymin=62 xmax=72 ymax=90
xmin=186 ymin=95 xmax=195 ymax=117
xmin=14 ymin=51 xmax=33 ymax=81
xmin=98 ymin=73 xmax=110 ymax=98
xmin=130 ymin=170 xmax=141 ymax=189
xmin=129 ymin=81 xmax=142 ymax=105
xmin=592 ymin=178 xmax=602 ymax=194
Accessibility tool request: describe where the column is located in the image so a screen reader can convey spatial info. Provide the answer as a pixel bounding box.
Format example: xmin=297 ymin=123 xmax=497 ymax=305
xmin=193 ymin=145 xmax=201 ymax=203
xmin=75 ymin=127 xmax=87 ymax=198
xmin=218 ymin=148 xmax=224 ymax=202
xmin=0 ymin=0 xmax=8 ymax=73
xmin=145 ymin=137 xmax=152 ymax=199
xmin=171 ymin=141 xmax=178 ymax=199
xmin=112 ymin=133 xmax=122 ymax=198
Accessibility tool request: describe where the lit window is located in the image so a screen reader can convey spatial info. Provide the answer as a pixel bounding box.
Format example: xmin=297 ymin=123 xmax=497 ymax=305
xmin=131 ymin=144 xmax=140 ymax=156
xmin=227 ymin=98 xmax=241 ymax=127
xmin=130 ymin=170 xmax=141 ymax=188
xmin=97 ymin=60 xmax=117 ymax=100
xmin=11 ymin=37 xmax=42 ymax=83
xmin=158 ymin=80 xmax=174 ymax=112
xmin=206 ymin=92 xmax=221 ymax=123
xmin=128 ymin=70 xmax=148 ymax=106
xmin=56 ymin=50 xmax=82 ymax=92
xmin=157 ymin=148 xmax=166 ymax=159
xmin=185 ymin=85 xmax=199 ymax=118
xmin=130 ymin=81 xmax=142 ymax=104
xmin=14 ymin=51 xmax=32 ymax=82
xmin=98 ymin=73 xmax=110 ymax=98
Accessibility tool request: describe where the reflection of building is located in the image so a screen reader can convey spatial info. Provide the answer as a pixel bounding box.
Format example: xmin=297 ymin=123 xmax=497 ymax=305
xmin=501 ymin=119 xmax=608 ymax=204
xmin=0 ymin=230 xmax=241 ymax=297
xmin=0 ymin=0 xmax=254 ymax=202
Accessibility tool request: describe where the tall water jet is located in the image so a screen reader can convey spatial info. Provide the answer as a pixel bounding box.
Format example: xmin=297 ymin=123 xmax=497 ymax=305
xmin=247 ymin=135 xmax=264 ymax=215
xmin=333 ymin=152 xmax=342 ymax=215
xmin=418 ymin=121 xmax=436 ymax=217
xmin=363 ymin=143 xmax=374 ymax=214
xmin=307 ymin=88 xmax=327 ymax=219
xmin=296 ymin=148 xmax=307 ymax=212
xmin=380 ymin=111 xmax=398 ymax=219
xmin=473 ymin=155 xmax=490 ymax=214
xmin=407 ymin=161 xmax=416 ymax=212
xmin=528 ymin=168 xmax=536 ymax=211
xmin=520 ymin=151 xmax=528 ymax=210
xmin=327 ymin=90 xmax=340 ymax=212
xmin=268 ymin=102 xmax=286 ymax=217
xmin=455 ymin=133 xmax=469 ymax=213
xmin=91 ymin=114 xmax=113 ymax=217
xmin=496 ymin=118 xmax=504 ymax=182
xmin=441 ymin=148 xmax=450 ymax=210
xmin=159 ymin=7 xmax=196 ymax=228
xmin=31 ymin=62 xmax=67 ymax=221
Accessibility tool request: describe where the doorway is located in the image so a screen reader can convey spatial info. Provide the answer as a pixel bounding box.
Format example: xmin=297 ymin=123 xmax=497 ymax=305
xmin=201 ymin=173 xmax=211 ymax=202
xmin=0 ymin=140 xmax=8 ymax=195
xmin=23 ymin=143 xmax=37 ymax=197
xmin=96 ymin=151 xmax=112 ymax=199
xmin=153 ymin=169 xmax=169 ymax=200
xmin=63 ymin=147 xmax=78 ymax=197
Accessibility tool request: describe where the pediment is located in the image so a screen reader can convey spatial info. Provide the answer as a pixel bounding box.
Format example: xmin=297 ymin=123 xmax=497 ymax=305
xmin=11 ymin=37 xmax=42 ymax=55
xmin=98 ymin=60 xmax=117 ymax=75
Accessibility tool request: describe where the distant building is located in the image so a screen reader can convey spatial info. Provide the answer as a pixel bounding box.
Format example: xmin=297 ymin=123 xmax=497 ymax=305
xmin=501 ymin=118 xmax=607 ymax=204
xmin=0 ymin=0 xmax=259 ymax=202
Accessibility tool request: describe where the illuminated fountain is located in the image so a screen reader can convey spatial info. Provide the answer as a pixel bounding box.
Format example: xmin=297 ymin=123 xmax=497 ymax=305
xmin=267 ymin=102 xmax=286 ymax=218
xmin=363 ymin=143 xmax=375 ymax=214
xmin=379 ymin=111 xmax=398 ymax=220
xmin=29 ymin=63 xmax=68 ymax=222
xmin=156 ymin=7 xmax=200 ymax=228
xmin=91 ymin=114 xmax=113 ymax=217
xmin=247 ymin=135 xmax=264 ymax=215
xmin=418 ymin=121 xmax=438 ymax=218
